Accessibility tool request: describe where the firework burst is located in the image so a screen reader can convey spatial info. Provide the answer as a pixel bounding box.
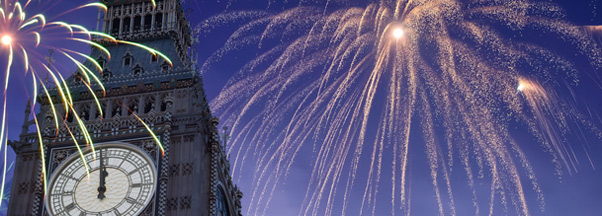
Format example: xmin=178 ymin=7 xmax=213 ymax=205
xmin=0 ymin=0 xmax=167 ymax=208
xmin=199 ymin=0 xmax=602 ymax=215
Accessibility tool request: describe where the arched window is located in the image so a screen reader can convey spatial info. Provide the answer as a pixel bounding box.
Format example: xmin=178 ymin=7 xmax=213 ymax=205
xmin=123 ymin=53 xmax=134 ymax=67
xmin=134 ymin=15 xmax=142 ymax=33
xmin=102 ymin=69 xmax=112 ymax=81
xmin=160 ymin=99 xmax=168 ymax=112
xmin=155 ymin=13 xmax=163 ymax=30
xmin=112 ymin=102 xmax=121 ymax=117
xmin=161 ymin=61 xmax=170 ymax=73
xmin=97 ymin=56 xmax=106 ymax=69
xmin=123 ymin=17 xmax=131 ymax=34
xmin=144 ymin=14 xmax=152 ymax=31
xmin=111 ymin=18 xmax=119 ymax=35
xmin=151 ymin=54 xmax=158 ymax=62
xmin=133 ymin=65 xmax=144 ymax=76
xmin=66 ymin=112 xmax=74 ymax=123
xmin=128 ymin=98 xmax=139 ymax=115
xmin=216 ymin=187 xmax=231 ymax=216
xmin=95 ymin=101 xmax=106 ymax=119
xmin=79 ymin=104 xmax=90 ymax=121
xmin=73 ymin=70 xmax=83 ymax=84
xmin=144 ymin=95 xmax=156 ymax=113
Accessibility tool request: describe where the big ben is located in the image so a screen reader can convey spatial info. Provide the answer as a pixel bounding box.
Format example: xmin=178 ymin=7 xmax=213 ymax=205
xmin=7 ymin=0 xmax=242 ymax=215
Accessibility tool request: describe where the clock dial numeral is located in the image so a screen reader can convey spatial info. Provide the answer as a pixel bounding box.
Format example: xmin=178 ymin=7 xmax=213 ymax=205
xmin=117 ymin=151 xmax=132 ymax=168
xmin=125 ymin=196 xmax=143 ymax=205
xmin=127 ymin=167 xmax=142 ymax=175
xmin=48 ymin=144 xmax=156 ymax=216
xmin=60 ymin=174 xmax=79 ymax=181
xmin=65 ymin=202 xmax=75 ymax=211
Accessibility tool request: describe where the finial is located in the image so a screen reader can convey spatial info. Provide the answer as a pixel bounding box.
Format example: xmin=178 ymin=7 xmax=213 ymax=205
xmin=21 ymin=99 xmax=32 ymax=135
xmin=96 ymin=8 xmax=102 ymax=35
xmin=46 ymin=49 xmax=54 ymax=67
xmin=222 ymin=126 xmax=230 ymax=152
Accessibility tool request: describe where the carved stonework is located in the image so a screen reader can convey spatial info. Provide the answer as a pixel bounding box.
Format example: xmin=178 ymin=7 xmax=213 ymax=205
xmin=130 ymin=139 xmax=160 ymax=162
xmin=180 ymin=196 xmax=192 ymax=209
xmin=140 ymin=198 xmax=155 ymax=216
xmin=169 ymin=164 xmax=180 ymax=177
xmin=50 ymin=148 xmax=78 ymax=172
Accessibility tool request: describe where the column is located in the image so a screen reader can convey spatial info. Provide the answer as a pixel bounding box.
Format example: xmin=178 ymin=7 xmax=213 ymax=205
xmin=118 ymin=18 xmax=123 ymax=37
xmin=141 ymin=12 xmax=145 ymax=32
xmin=130 ymin=14 xmax=134 ymax=35
xmin=151 ymin=13 xmax=156 ymax=31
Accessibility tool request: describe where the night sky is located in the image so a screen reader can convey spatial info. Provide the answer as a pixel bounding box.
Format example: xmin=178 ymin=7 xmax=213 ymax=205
xmin=1 ymin=0 xmax=602 ymax=215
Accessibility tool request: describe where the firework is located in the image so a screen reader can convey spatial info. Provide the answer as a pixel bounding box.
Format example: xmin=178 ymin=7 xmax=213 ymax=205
xmin=199 ymin=1 xmax=602 ymax=215
xmin=0 ymin=0 xmax=168 ymax=208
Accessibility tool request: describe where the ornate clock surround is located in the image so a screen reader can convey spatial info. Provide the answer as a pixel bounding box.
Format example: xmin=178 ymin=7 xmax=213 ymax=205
xmin=43 ymin=138 xmax=165 ymax=216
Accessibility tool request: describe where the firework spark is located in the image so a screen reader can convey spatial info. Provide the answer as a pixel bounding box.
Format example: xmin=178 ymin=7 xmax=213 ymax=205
xmin=199 ymin=0 xmax=602 ymax=215
xmin=0 ymin=0 xmax=168 ymax=208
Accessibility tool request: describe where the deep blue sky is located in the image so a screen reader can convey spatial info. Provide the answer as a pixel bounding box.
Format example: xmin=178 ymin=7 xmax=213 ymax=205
xmin=1 ymin=0 xmax=602 ymax=215
xmin=191 ymin=1 xmax=602 ymax=215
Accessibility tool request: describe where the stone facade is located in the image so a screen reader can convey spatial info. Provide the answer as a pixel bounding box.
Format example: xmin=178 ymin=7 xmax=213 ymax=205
xmin=7 ymin=0 xmax=242 ymax=215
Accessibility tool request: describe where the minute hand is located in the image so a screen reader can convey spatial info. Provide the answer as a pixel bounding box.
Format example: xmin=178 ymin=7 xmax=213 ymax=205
xmin=97 ymin=148 xmax=108 ymax=199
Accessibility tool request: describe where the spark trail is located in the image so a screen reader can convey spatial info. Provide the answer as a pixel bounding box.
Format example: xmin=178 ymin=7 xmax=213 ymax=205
xmin=198 ymin=0 xmax=602 ymax=215
xmin=0 ymin=0 xmax=168 ymax=207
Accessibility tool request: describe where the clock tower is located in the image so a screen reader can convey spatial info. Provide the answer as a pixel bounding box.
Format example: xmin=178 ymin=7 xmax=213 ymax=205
xmin=7 ymin=0 xmax=243 ymax=215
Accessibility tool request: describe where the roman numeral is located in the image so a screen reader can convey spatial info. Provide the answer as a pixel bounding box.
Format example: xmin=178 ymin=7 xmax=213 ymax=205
xmin=60 ymin=174 xmax=79 ymax=181
xmin=128 ymin=167 xmax=142 ymax=175
xmin=117 ymin=151 xmax=132 ymax=168
xmin=131 ymin=182 xmax=153 ymax=188
xmin=65 ymin=202 xmax=75 ymax=211
xmin=125 ymin=196 xmax=143 ymax=205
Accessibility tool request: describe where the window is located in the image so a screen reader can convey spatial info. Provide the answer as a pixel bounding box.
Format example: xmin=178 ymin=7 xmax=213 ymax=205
xmin=161 ymin=61 xmax=170 ymax=72
xmin=161 ymin=100 xmax=168 ymax=112
xmin=79 ymin=104 xmax=90 ymax=121
xmin=155 ymin=13 xmax=163 ymax=29
xmin=66 ymin=112 xmax=73 ymax=123
xmin=128 ymin=98 xmax=139 ymax=115
xmin=111 ymin=18 xmax=119 ymax=35
xmin=102 ymin=69 xmax=112 ymax=81
xmin=134 ymin=16 xmax=141 ymax=33
xmin=133 ymin=65 xmax=144 ymax=76
xmin=216 ymin=187 xmax=230 ymax=216
xmin=144 ymin=14 xmax=152 ymax=30
xmin=74 ymin=71 xmax=83 ymax=84
xmin=151 ymin=54 xmax=158 ymax=62
xmin=144 ymin=96 xmax=155 ymax=113
xmin=112 ymin=102 xmax=121 ymax=117
xmin=123 ymin=54 xmax=133 ymax=66
xmin=123 ymin=17 xmax=131 ymax=34
xmin=97 ymin=56 xmax=106 ymax=69
xmin=95 ymin=102 xmax=106 ymax=119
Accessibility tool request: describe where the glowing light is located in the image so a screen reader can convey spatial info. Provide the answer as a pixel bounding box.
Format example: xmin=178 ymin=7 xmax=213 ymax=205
xmin=393 ymin=28 xmax=404 ymax=39
xmin=0 ymin=0 xmax=169 ymax=207
xmin=0 ymin=36 xmax=11 ymax=45
xmin=201 ymin=1 xmax=602 ymax=216
xmin=517 ymin=83 xmax=525 ymax=91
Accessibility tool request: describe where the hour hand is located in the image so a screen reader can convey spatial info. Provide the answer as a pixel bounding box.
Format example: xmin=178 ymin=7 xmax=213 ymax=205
xmin=97 ymin=184 xmax=106 ymax=199
xmin=98 ymin=167 xmax=108 ymax=199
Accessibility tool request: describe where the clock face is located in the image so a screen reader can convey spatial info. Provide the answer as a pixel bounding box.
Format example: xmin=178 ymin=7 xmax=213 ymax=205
xmin=46 ymin=143 xmax=157 ymax=216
